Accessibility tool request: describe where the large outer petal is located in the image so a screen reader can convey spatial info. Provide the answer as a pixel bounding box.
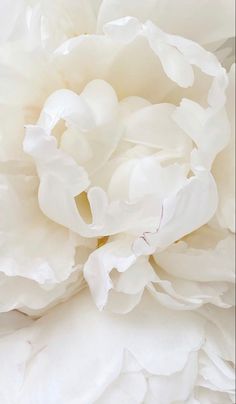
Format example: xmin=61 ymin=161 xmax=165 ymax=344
xmin=0 ymin=289 xmax=205 ymax=404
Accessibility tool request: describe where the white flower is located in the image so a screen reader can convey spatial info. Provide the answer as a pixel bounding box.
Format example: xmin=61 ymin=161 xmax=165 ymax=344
xmin=0 ymin=0 xmax=235 ymax=403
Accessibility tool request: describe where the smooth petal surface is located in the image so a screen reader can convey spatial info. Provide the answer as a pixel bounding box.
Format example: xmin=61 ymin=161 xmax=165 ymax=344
xmin=0 ymin=289 xmax=206 ymax=404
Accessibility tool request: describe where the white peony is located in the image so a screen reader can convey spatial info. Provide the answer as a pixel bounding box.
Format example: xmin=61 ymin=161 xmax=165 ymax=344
xmin=0 ymin=0 xmax=235 ymax=403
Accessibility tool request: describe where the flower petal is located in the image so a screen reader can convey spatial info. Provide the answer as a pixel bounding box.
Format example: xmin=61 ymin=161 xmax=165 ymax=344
xmin=97 ymin=0 xmax=235 ymax=44
xmin=133 ymin=168 xmax=218 ymax=255
xmin=0 ymin=289 xmax=205 ymax=403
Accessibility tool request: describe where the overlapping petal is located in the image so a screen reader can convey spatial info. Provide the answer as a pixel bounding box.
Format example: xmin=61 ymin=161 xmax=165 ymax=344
xmin=0 ymin=168 xmax=92 ymax=313
xmin=0 ymin=289 xmax=206 ymax=404
xmin=0 ymin=289 xmax=234 ymax=403
xmin=0 ymin=2 xmax=234 ymax=402
xmin=97 ymin=0 xmax=235 ymax=45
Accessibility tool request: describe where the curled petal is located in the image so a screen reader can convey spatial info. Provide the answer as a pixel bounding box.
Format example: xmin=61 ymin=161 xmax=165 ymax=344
xmin=133 ymin=168 xmax=218 ymax=255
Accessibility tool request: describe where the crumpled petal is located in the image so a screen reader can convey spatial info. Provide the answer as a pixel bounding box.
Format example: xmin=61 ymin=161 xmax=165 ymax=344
xmin=24 ymin=110 xmax=164 ymax=238
xmin=37 ymin=79 xmax=118 ymax=132
xmin=37 ymin=89 xmax=95 ymax=133
xmin=173 ymin=74 xmax=230 ymax=169
xmin=0 ymin=173 xmax=79 ymax=284
xmin=144 ymin=21 xmax=195 ymax=88
xmin=0 ymin=169 xmax=91 ymax=313
xmin=101 ymin=18 xmax=229 ymax=168
xmin=84 ymin=236 xmax=136 ymax=310
xmin=85 ymin=225 xmax=234 ymax=313
xmin=132 ymin=166 xmax=218 ymax=255
xmin=103 ymin=17 xmax=224 ymax=89
xmin=54 ymin=16 xmax=225 ymax=104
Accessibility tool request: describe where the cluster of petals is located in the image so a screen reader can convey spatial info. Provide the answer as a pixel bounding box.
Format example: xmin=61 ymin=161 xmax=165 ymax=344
xmin=0 ymin=1 xmax=235 ymax=403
